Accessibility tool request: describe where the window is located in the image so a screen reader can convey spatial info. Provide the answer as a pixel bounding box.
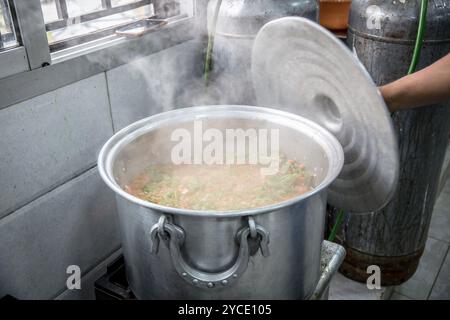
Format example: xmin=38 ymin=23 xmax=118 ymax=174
xmin=0 ymin=0 xmax=18 ymax=50
xmin=0 ymin=0 xmax=193 ymax=80
xmin=40 ymin=0 xmax=188 ymax=52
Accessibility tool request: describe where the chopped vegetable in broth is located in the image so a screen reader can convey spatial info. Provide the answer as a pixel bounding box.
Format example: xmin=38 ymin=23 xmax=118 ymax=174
xmin=124 ymin=158 xmax=314 ymax=211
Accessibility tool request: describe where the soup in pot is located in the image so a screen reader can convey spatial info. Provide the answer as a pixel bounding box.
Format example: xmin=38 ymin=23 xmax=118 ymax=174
xmin=123 ymin=157 xmax=314 ymax=211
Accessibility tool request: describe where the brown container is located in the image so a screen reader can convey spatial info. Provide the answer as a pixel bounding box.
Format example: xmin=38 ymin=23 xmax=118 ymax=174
xmin=319 ymin=0 xmax=352 ymax=31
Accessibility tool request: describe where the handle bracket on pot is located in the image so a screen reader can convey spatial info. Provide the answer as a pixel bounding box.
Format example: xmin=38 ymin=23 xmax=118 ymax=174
xmin=149 ymin=215 xmax=270 ymax=289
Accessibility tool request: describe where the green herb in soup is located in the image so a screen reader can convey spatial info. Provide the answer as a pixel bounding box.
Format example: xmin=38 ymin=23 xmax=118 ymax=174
xmin=124 ymin=158 xmax=314 ymax=211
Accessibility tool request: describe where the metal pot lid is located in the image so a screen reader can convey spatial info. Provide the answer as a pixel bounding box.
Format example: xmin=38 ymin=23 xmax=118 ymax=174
xmin=251 ymin=17 xmax=399 ymax=213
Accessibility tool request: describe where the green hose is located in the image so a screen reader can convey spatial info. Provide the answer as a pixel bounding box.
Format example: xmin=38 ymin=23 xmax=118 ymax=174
xmin=204 ymin=0 xmax=223 ymax=88
xmin=328 ymin=209 xmax=344 ymax=242
xmin=408 ymin=0 xmax=428 ymax=74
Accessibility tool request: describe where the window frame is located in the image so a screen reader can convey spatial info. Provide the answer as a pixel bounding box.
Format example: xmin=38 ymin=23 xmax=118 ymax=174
xmin=46 ymin=0 xmax=153 ymax=31
xmin=45 ymin=0 xmax=156 ymax=52
xmin=0 ymin=0 xmax=198 ymax=80
xmin=12 ymin=0 xmax=52 ymax=69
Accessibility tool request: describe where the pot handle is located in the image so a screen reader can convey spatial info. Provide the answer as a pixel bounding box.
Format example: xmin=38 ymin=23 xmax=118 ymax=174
xmin=149 ymin=216 xmax=270 ymax=289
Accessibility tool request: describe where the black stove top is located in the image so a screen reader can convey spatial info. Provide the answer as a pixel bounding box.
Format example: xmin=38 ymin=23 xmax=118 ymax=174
xmin=94 ymin=256 xmax=135 ymax=300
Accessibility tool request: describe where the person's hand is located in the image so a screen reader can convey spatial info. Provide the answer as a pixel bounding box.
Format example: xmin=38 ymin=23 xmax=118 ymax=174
xmin=378 ymin=53 xmax=450 ymax=112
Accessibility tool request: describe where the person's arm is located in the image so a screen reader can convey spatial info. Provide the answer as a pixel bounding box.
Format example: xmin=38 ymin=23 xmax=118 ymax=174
xmin=379 ymin=53 xmax=450 ymax=112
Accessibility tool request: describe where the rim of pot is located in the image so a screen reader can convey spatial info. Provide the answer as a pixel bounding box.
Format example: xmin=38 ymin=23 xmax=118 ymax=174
xmin=98 ymin=105 xmax=345 ymax=217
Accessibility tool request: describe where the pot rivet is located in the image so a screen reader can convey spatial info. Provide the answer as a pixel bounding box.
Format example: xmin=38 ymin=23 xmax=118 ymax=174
xmin=182 ymin=273 xmax=187 ymax=277
xmin=221 ymin=280 xmax=228 ymax=286
xmin=193 ymin=279 xmax=199 ymax=284
xmin=207 ymin=282 xmax=214 ymax=288
xmin=233 ymin=274 xmax=238 ymax=278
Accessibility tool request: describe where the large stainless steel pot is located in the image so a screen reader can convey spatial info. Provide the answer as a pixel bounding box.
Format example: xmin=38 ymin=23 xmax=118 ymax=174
xmin=98 ymin=105 xmax=344 ymax=299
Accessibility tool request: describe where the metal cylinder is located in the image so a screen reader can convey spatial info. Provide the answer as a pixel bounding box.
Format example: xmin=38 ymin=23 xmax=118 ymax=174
xmin=338 ymin=0 xmax=450 ymax=285
xmin=207 ymin=0 xmax=319 ymax=105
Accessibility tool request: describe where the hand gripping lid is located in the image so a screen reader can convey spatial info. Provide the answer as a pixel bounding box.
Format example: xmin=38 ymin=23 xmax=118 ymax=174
xmin=252 ymin=17 xmax=399 ymax=213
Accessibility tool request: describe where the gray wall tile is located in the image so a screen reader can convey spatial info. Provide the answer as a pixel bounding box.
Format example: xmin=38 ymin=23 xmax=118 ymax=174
xmin=395 ymin=237 xmax=448 ymax=300
xmin=0 ymin=39 xmax=204 ymax=300
xmin=429 ymin=206 xmax=450 ymax=244
xmin=106 ymin=40 xmax=203 ymax=131
xmin=429 ymin=249 xmax=450 ymax=300
xmin=0 ymin=168 xmax=120 ymax=299
xmin=329 ymin=272 xmax=387 ymax=300
xmin=0 ymin=73 xmax=113 ymax=219
xmin=430 ymin=180 xmax=450 ymax=244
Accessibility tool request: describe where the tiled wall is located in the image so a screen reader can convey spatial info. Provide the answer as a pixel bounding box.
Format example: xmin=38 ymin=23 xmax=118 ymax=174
xmin=0 ymin=39 xmax=204 ymax=299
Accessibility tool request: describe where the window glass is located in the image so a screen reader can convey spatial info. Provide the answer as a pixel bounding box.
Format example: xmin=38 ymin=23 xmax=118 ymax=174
xmin=0 ymin=0 xmax=18 ymax=50
xmin=111 ymin=0 xmax=139 ymax=7
xmin=40 ymin=0 xmax=59 ymax=23
xmin=66 ymin=0 xmax=103 ymax=17
xmin=39 ymin=1 xmax=191 ymax=52
xmin=41 ymin=0 xmax=156 ymax=51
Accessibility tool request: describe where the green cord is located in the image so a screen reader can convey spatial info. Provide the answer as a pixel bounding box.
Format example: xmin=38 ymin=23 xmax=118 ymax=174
xmin=328 ymin=209 xmax=345 ymax=242
xmin=408 ymin=0 xmax=428 ymax=74
xmin=204 ymin=0 xmax=223 ymax=88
